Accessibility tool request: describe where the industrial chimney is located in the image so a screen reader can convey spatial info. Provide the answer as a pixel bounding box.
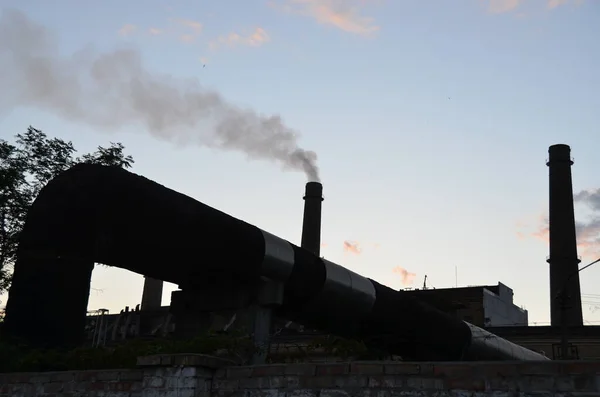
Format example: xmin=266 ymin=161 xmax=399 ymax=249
xmin=546 ymin=144 xmax=583 ymax=327
xmin=140 ymin=276 xmax=163 ymax=311
xmin=301 ymin=182 xmax=324 ymax=256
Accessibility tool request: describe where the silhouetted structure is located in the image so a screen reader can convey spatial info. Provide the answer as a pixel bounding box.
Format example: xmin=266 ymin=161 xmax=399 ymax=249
xmin=141 ymin=277 xmax=163 ymax=310
xmin=546 ymin=144 xmax=583 ymax=327
xmin=3 ymin=164 xmax=546 ymax=361
xmin=404 ymin=283 xmax=528 ymax=327
xmin=300 ymin=182 xmax=323 ymax=256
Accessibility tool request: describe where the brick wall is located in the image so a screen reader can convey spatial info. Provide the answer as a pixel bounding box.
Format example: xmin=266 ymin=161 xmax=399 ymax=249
xmin=212 ymin=361 xmax=600 ymax=396
xmin=3 ymin=355 xmax=600 ymax=397
xmin=0 ymin=354 xmax=220 ymax=397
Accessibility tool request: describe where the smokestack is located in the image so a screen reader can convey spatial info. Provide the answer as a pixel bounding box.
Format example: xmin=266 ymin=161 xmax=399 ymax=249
xmin=140 ymin=276 xmax=163 ymax=311
xmin=301 ymin=182 xmax=324 ymax=256
xmin=546 ymin=144 xmax=583 ymax=327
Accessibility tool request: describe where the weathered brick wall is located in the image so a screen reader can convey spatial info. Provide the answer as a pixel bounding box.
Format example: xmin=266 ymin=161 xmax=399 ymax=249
xmin=212 ymin=361 xmax=600 ymax=397
xmin=2 ymin=355 xmax=600 ymax=397
xmin=0 ymin=354 xmax=217 ymax=397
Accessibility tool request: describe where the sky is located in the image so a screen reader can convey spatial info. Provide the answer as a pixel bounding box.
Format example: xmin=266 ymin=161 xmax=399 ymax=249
xmin=0 ymin=0 xmax=599 ymax=326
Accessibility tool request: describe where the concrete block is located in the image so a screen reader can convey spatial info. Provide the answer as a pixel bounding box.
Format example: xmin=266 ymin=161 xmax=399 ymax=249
xmin=143 ymin=375 xmax=166 ymax=388
xmin=214 ymin=368 xmax=229 ymax=378
xmin=433 ymin=363 xmax=478 ymax=379
xmin=367 ymin=375 xmax=403 ymax=388
xmin=75 ymin=370 xmax=101 ymax=381
xmin=213 ymin=378 xmax=240 ymax=391
xmin=243 ymin=389 xmax=282 ymax=397
xmin=268 ymin=376 xmax=288 ymax=389
xmin=28 ymin=374 xmax=51 ymax=383
xmin=406 ymin=377 xmax=445 ymax=390
xmin=137 ymin=355 xmax=162 ymax=367
xmin=252 ymin=366 xmax=287 ymax=377
xmin=284 ymin=364 xmax=316 ymax=376
xmin=120 ymin=369 xmax=144 ymax=381
xmin=96 ymin=370 xmax=122 ymax=381
xmin=320 ymin=389 xmax=352 ymax=397
xmin=285 ymin=376 xmax=301 ymax=389
xmin=180 ymin=376 xmax=199 ymax=388
xmin=479 ymin=364 xmax=519 ymax=379
xmin=101 ymin=392 xmax=132 ymax=397
xmin=350 ymin=363 xmax=384 ymax=375
xmin=561 ymin=362 xmax=600 ymax=375
xmin=517 ymin=362 xmax=561 ymax=376
xmin=6 ymin=373 xmax=32 ymax=383
xmin=89 ymin=380 xmax=109 ymax=391
xmin=49 ymin=371 xmax=76 ymax=382
xmin=316 ymin=364 xmax=350 ymax=376
xmin=516 ymin=375 xmax=556 ymax=392
xmin=287 ymin=389 xmax=319 ymax=397
xmin=181 ymin=367 xmax=197 ymax=377
xmin=481 ymin=392 xmax=513 ymax=397
xmin=196 ymin=379 xmax=212 ymax=392
xmin=444 ymin=377 xmax=486 ymax=391
xmin=164 ymin=376 xmax=199 ymax=390
xmin=338 ymin=375 xmax=370 ymax=388
xmin=384 ymin=363 xmax=423 ymax=375
xmin=485 ymin=376 xmax=519 ymax=391
xmin=12 ymin=383 xmax=35 ymax=396
xmin=170 ymin=354 xmax=236 ymax=368
xmin=301 ymin=375 xmax=338 ymax=389
xmin=240 ymin=377 xmax=271 ymax=389
xmin=43 ymin=381 xmax=65 ymax=393
xmin=107 ymin=381 xmax=137 ymax=392
xmin=572 ymin=375 xmax=599 ymax=392
xmin=554 ymin=376 xmax=575 ymax=392
xmin=160 ymin=355 xmax=174 ymax=365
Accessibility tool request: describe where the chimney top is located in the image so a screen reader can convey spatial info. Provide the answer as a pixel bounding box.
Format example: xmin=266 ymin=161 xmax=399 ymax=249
xmin=548 ymin=144 xmax=573 ymax=165
xmin=304 ymin=182 xmax=323 ymax=201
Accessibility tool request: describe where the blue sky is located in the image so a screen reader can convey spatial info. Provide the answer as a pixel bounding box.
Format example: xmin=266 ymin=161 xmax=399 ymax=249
xmin=1 ymin=0 xmax=599 ymax=325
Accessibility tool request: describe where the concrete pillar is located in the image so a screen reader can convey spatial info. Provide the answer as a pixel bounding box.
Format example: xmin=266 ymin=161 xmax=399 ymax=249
xmin=250 ymin=279 xmax=284 ymax=365
xmin=141 ymin=276 xmax=163 ymax=311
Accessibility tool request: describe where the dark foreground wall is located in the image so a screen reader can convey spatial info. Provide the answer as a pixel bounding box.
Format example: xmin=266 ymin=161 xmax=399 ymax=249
xmin=1 ymin=355 xmax=598 ymax=397
xmin=2 ymin=164 xmax=544 ymax=361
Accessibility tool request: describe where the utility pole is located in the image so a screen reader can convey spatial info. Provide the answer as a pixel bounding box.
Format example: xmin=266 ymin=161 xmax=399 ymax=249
xmin=557 ymin=257 xmax=600 ymax=360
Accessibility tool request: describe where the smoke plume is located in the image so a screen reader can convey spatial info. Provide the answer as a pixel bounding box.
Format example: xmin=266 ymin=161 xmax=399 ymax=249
xmin=343 ymin=240 xmax=361 ymax=255
xmin=0 ymin=9 xmax=320 ymax=181
xmin=392 ymin=266 xmax=416 ymax=286
xmin=529 ymin=188 xmax=600 ymax=258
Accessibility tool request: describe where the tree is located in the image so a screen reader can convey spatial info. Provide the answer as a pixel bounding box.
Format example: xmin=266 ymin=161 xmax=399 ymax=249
xmin=0 ymin=127 xmax=134 ymax=295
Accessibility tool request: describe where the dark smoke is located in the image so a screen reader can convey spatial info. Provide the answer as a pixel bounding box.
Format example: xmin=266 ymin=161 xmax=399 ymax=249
xmin=575 ymin=189 xmax=600 ymax=211
xmin=0 ymin=9 xmax=320 ymax=181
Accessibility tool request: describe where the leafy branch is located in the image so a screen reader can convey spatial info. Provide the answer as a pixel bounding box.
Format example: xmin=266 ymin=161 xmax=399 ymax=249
xmin=0 ymin=127 xmax=134 ymax=293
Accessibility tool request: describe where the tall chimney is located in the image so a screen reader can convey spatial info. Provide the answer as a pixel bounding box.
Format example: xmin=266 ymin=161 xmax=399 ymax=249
xmin=301 ymin=182 xmax=324 ymax=256
xmin=141 ymin=276 xmax=163 ymax=311
xmin=546 ymin=144 xmax=583 ymax=327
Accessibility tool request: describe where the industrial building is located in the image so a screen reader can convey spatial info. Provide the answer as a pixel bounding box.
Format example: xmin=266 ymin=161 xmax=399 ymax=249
xmin=404 ymin=283 xmax=528 ymax=327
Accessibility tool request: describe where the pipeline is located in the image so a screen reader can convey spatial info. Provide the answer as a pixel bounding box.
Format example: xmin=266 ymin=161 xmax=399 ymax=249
xmin=2 ymin=164 xmax=547 ymax=360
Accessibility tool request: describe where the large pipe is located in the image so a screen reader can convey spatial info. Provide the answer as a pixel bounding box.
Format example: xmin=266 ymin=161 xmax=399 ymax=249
xmin=2 ymin=164 xmax=547 ymax=361
xmin=546 ymin=144 xmax=583 ymax=327
xmin=300 ymin=182 xmax=323 ymax=256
